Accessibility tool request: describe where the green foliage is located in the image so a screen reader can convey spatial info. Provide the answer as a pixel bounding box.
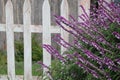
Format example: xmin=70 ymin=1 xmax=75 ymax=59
xmin=50 ymin=60 xmax=87 ymax=80
xmin=15 ymin=35 xmax=43 ymax=62
xmin=15 ymin=61 xmax=40 ymax=75
xmin=0 ymin=51 xmax=7 ymax=65
xmin=15 ymin=41 xmax=24 ymax=61
xmin=40 ymin=59 xmax=104 ymax=80
xmin=0 ymin=35 xmax=43 ymax=75
xmin=32 ymin=35 xmax=43 ymax=61
xmin=0 ymin=61 xmax=40 ymax=75
xmin=71 ymin=23 xmax=120 ymax=80
xmin=0 ymin=51 xmax=7 ymax=74
xmin=40 ymin=1 xmax=120 ymax=79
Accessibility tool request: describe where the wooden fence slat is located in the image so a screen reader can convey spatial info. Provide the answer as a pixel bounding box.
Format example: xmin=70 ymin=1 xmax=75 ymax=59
xmin=0 ymin=0 xmax=93 ymax=79
xmin=78 ymin=0 xmax=90 ymax=20
xmin=23 ymin=0 xmax=32 ymax=80
xmin=42 ymin=0 xmax=51 ymax=72
xmin=61 ymin=0 xmax=69 ymax=54
xmin=78 ymin=0 xmax=81 ymax=18
xmin=5 ymin=0 xmax=15 ymax=80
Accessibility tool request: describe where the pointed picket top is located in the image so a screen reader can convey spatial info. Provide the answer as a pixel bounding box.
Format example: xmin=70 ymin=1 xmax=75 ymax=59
xmin=42 ymin=0 xmax=51 ymax=72
xmin=43 ymin=0 xmax=50 ymax=7
xmin=61 ymin=0 xmax=69 ymax=54
xmin=6 ymin=0 xmax=15 ymax=80
xmin=6 ymin=0 xmax=13 ymax=24
xmin=43 ymin=0 xmax=50 ymax=20
xmin=78 ymin=0 xmax=90 ymax=18
xmin=23 ymin=0 xmax=31 ymax=25
xmin=23 ymin=0 xmax=32 ymax=80
xmin=6 ymin=0 xmax=13 ymax=7
xmin=23 ymin=0 xmax=31 ymax=10
xmin=61 ymin=0 xmax=69 ymax=18
xmin=43 ymin=0 xmax=50 ymax=25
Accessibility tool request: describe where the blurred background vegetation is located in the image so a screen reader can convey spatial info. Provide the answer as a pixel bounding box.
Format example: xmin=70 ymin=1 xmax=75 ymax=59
xmin=0 ymin=34 xmax=43 ymax=75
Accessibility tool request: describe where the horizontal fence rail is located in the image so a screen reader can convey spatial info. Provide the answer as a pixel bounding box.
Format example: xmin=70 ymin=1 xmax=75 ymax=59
xmin=0 ymin=24 xmax=60 ymax=33
xmin=0 ymin=0 xmax=90 ymax=80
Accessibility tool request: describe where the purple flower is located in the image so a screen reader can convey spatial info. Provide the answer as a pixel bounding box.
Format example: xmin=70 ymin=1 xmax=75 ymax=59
xmin=103 ymin=57 xmax=115 ymax=66
xmin=116 ymin=43 xmax=120 ymax=49
xmin=52 ymin=34 xmax=72 ymax=49
xmin=115 ymin=58 xmax=120 ymax=65
xmin=55 ymin=18 xmax=79 ymax=37
xmin=83 ymin=50 xmax=101 ymax=62
xmin=82 ymin=49 xmax=119 ymax=71
xmin=37 ymin=61 xmax=49 ymax=69
xmin=91 ymin=41 xmax=106 ymax=54
xmin=112 ymin=31 xmax=120 ymax=39
xmin=43 ymin=44 xmax=66 ymax=62
xmin=73 ymin=53 xmax=85 ymax=63
xmin=64 ymin=54 xmax=74 ymax=61
xmin=79 ymin=5 xmax=89 ymax=19
xmin=41 ymin=0 xmax=120 ymax=79
xmin=96 ymin=35 xmax=112 ymax=47
xmin=76 ymin=61 xmax=100 ymax=78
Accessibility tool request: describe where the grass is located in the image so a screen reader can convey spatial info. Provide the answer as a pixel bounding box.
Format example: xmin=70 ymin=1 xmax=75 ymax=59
xmin=0 ymin=61 xmax=41 ymax=76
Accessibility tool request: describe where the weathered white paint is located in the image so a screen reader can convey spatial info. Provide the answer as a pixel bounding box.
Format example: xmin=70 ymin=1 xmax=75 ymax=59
xmin=78 ymin=0 xmax=81 ymax=16
xmin=5 ymin=0 xmax=15 ymax=80
xmin=0 ymin=75 xmax=39 ymax=80
xmin=78 ymin=0 xmax=90 ymax=21
xmin=0 ymin=24 xmax=60 ymax=33
xmin=42 ymin=0 xmax=51 ymax=72
xmin=0 ymin=0 xmax=92 ymax=79
xmin=23 ymin=0 xmax=32 ymax=80
xmin=61 ymin=0 xmax=69 ymax=54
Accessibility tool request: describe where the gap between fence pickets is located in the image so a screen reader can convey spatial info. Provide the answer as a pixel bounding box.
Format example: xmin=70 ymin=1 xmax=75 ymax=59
xmin=0 ymin=24 xmax=60 ymax=33
xmin=0 ymin=75 xmax=40 ymax=80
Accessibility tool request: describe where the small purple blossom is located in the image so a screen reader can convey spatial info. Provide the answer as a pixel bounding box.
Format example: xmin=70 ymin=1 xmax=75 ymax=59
xmin=112 ymin=31 xmax=120 ymax=39
xmin=115 ymin=58 xmax=120 ymax=65
xmin=40 ymin=0 xmax=120 ymax=79
xmin=37 ymin=61 xmax=50 ymax=69
xmin=83 ymin=50 xmax=101 ymax=62
xmin=52 ymin=34 xmax=72 ymax=49
xmin=43 ymin=44 xmax=66 ymax=62
xmin=76 ymin=61 xmax=100 ymax=78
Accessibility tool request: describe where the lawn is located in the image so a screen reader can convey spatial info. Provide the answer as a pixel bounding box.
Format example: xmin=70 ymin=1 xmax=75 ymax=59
xmin=0 ymin=61 xmax=41 ymax=76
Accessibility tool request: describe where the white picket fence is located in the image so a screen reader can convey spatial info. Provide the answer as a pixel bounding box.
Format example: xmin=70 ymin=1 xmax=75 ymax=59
xmin=0 ymin=0 xmax=90 ymax=80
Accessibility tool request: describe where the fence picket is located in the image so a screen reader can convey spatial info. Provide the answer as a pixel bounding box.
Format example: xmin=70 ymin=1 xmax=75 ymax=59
xmin=23 ymin=0 xmax=32 ymax=80
xmin=42 ymin=0 xmax=51 ymax=71
xmin=61 ymin=0 xmax=69 ymax=54
xmin=6 ymin=0 xmax=15 ymax=80
xmin=78 ymin=0 xmax=90 ymax=18
xmin=0 ymin=0 xmax=92 ymax=79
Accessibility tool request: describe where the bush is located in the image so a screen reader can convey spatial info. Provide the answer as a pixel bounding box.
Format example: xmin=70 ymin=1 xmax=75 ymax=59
xmin=0 ymin=51 xmax=7 ymax=74
xmin=15 ymin=41 xmax=24 ymax=61
xmin=39 ymin=0 xmax=120 ymax=80
xmin=0 ymin=51 xmax=7 ymax=66
xmin=15 ymin=35 xmax=43 ymax=62
xmin=32 ymin=35 xmax=43 ymax=61
xmin=50 ymin=60 xmax=87 ymax=80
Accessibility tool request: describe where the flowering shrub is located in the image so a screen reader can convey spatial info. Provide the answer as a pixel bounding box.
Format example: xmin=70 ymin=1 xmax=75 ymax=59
xmin=38 ymin=0 xmax=120 ymax=80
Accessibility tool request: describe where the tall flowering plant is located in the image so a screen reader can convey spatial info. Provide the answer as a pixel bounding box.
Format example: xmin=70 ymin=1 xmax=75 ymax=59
xmin=38 ymin=0 xmax=120 ymax=80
